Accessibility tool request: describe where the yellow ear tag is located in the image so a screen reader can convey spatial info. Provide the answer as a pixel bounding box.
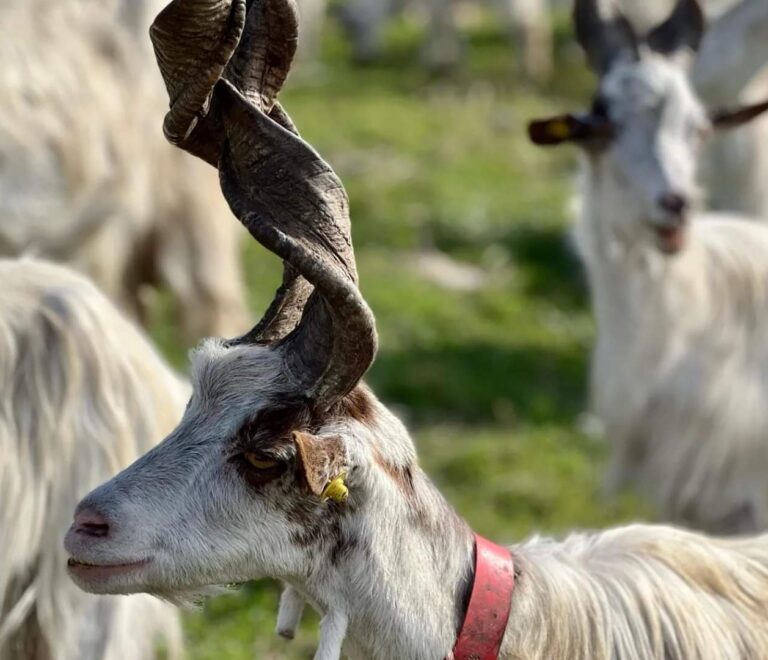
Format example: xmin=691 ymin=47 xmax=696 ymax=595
xmin=548 ymin=119 xmax=572 ymax=140
xmin=321 ymin=473 xmax=349 ymax=503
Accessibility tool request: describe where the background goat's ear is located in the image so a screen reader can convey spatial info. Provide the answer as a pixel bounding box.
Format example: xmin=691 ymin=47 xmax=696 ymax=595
xmin=293 ymin=431 xmax=348 ymax=497
xmin=573 ymin=0 xmax=639 ymax=74
xmin=646 ymin=0 xmax=706 ymax=59
xmin=528 ymin=114 xmax=602 ymax=147
xmin=711 ymin=100 xmax=768 ymax=131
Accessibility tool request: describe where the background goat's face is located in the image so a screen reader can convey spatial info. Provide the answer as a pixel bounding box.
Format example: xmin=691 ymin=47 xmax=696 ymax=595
xmin=64 ymin=340 xmax=357 ymax=601
xmin=591 ymin=55 xmax=707 ymax=254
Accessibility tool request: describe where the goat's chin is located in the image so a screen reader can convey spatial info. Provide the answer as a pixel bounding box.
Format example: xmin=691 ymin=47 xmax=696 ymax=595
xmin=652 ymin=224 xmax=687 ymax=255
xmin=66 ymin=555 xmax=233 ymax=605
xmin=66 ymin=556 xmax=154 ymax=595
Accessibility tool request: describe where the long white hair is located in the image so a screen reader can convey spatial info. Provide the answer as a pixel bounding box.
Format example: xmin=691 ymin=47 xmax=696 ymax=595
xmin=0 ymin=258 xmax=188 ymax=659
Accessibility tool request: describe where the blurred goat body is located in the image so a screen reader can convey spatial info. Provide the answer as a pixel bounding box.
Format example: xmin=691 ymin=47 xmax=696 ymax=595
xmin=302 ymin=0 xmax=552 ymax=80
xmin=557 ymin=0 xmax=768 ymax=532
xmin=0 ymin=1 xmax=249 ymax=341
xmin=584 ymin=211 xmax=768 ymax=532
xmin=0 ymin=258 xmax=186 ymax=659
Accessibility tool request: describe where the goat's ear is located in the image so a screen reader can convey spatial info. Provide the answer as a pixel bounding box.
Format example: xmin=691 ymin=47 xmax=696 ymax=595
xmin=293 ymin=431 xmax=348 ymax=498
xmin=527 ymin=114 xmax=613 ymax=147
xmin=711 ymin=100 xmax=768 ymax=131
xmin=647 ymin=0 xmax=706 ymax=59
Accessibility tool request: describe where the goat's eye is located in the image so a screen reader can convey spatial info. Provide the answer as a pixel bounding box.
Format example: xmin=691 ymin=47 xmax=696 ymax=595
xmin=243 ymin=453 xmax=279 ymax=470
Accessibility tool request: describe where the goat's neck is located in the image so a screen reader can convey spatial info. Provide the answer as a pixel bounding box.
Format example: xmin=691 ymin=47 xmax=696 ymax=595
xmin=295 ymin=447 xmax=475 ymax=659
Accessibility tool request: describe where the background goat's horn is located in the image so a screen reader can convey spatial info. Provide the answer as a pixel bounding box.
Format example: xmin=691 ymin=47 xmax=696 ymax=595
xmin=573 ymin=0 xmax=639 ymax=75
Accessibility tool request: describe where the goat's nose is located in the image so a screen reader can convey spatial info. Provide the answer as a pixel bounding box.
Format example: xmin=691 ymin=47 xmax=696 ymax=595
xmin=657 ymin=192 xmax=689 ymax=217
xmin=72 ymin=507 xmax=111 ymax=538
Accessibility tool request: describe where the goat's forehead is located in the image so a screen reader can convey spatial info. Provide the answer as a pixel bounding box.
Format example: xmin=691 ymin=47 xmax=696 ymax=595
xmin=189 ymin=340 xmax=286 ymax=409
xmin=601 ymin=57 xmax=697 ymax=115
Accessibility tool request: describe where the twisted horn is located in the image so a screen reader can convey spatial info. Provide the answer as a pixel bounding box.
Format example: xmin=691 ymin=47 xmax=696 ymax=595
xmin=150 ymin=0 xmax=377 ymax=409
xmin=152 ymin=0 xmax=309 ymax=342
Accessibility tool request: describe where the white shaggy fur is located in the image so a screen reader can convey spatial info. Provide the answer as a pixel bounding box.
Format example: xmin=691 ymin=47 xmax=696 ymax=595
xmin=0 ymin=258 xmax=187 ymax=659
xmin=66 ymin=341 xmax=768 ymax=658
xmin=0 ymin=1 xmax=249 ymax=341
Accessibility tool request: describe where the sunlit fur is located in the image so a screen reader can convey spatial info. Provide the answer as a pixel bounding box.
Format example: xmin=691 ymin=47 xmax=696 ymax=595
xmin=68 ymin=338 xmax=768 ymax=658
xmin=502 ymin=525 xmax=768 ymax=658
xmin=0 ymin=259 xmax=187 ymax=659
xmin=576 ymin=52 xmax=768 ymax=532
xmin=0 ymin=0 xmax=248 ymax=340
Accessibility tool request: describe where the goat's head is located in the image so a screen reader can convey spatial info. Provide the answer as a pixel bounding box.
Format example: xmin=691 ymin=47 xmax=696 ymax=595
xmin=528 ymin=0 xmax=768 ymax=256
xmin=64 ymin=0 xmax=386 ymax=601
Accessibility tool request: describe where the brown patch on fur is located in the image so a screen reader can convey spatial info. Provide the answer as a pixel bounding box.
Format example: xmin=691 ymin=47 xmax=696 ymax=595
xmin=333 ymin=384 xmax=377 ymax=427
xmin=373 ymin=447 xmax=416 ymax=499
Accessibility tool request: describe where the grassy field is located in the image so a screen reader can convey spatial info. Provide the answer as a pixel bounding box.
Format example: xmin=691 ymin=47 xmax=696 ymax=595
xmin=151 ymin=13 xmax=648 ymax=658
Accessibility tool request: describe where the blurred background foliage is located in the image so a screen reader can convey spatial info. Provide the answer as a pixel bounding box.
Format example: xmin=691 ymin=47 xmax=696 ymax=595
xmin=150 ymin=9 xmax=647 ymax=658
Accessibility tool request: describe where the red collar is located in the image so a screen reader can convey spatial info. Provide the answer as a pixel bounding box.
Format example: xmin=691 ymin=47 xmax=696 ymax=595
xmin=451 ymin=534 xmax=515 ymax=660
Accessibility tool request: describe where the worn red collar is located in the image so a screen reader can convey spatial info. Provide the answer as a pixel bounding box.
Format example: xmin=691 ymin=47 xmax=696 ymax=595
xmin=451 ymin=534 xmax=515 ymax=660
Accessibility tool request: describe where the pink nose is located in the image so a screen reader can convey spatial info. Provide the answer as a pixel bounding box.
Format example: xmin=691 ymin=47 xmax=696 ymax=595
xmin=72 ymin=508 xmax=111 ymax=539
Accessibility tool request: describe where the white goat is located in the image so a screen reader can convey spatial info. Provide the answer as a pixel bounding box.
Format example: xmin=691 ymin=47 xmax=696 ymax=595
xmin=0 ymin=258 xmax=187 ymax=659
xmin=0 ymin=0 xmax=249 ymax=341
xmin=530 ymin=0 xmax=768 ymax=533
xmin=65 ymin=2 xmax=768 ymax=658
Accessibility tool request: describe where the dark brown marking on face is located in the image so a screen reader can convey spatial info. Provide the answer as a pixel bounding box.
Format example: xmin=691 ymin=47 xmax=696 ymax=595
xmin=232 ymin=454 xmax=289 ymax=489
xmin=233 ymin=399 xmax=312 ymax=456
xmin=289 ymin=505 xmax=345 ymax=550
xmin=232 ymin=383 xmax=375 ymax=459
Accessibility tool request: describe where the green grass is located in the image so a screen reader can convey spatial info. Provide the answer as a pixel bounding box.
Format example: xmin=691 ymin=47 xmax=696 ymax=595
xmin=149 ymin=15 xmax=647 ymax=659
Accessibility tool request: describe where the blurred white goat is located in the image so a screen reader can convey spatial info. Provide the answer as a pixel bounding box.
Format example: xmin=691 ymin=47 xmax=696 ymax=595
xmin=530 ymin=0 xmax=768 ymax=533
xmin=0 ymin=0 xmax=250 ymax=342
xmin=0 ymin=258 xmax=187 ymax=659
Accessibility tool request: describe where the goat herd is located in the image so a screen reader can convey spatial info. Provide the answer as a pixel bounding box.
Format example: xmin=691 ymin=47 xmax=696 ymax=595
xmin=2 ymin=0 xmax=768 ymax=658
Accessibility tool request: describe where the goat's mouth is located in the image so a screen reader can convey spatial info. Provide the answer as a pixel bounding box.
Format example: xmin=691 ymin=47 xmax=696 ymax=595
xmin=67 ymin=556 xmax=152 ymax=589
xmin=652 ymin=223 xmax=687 ymax=255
